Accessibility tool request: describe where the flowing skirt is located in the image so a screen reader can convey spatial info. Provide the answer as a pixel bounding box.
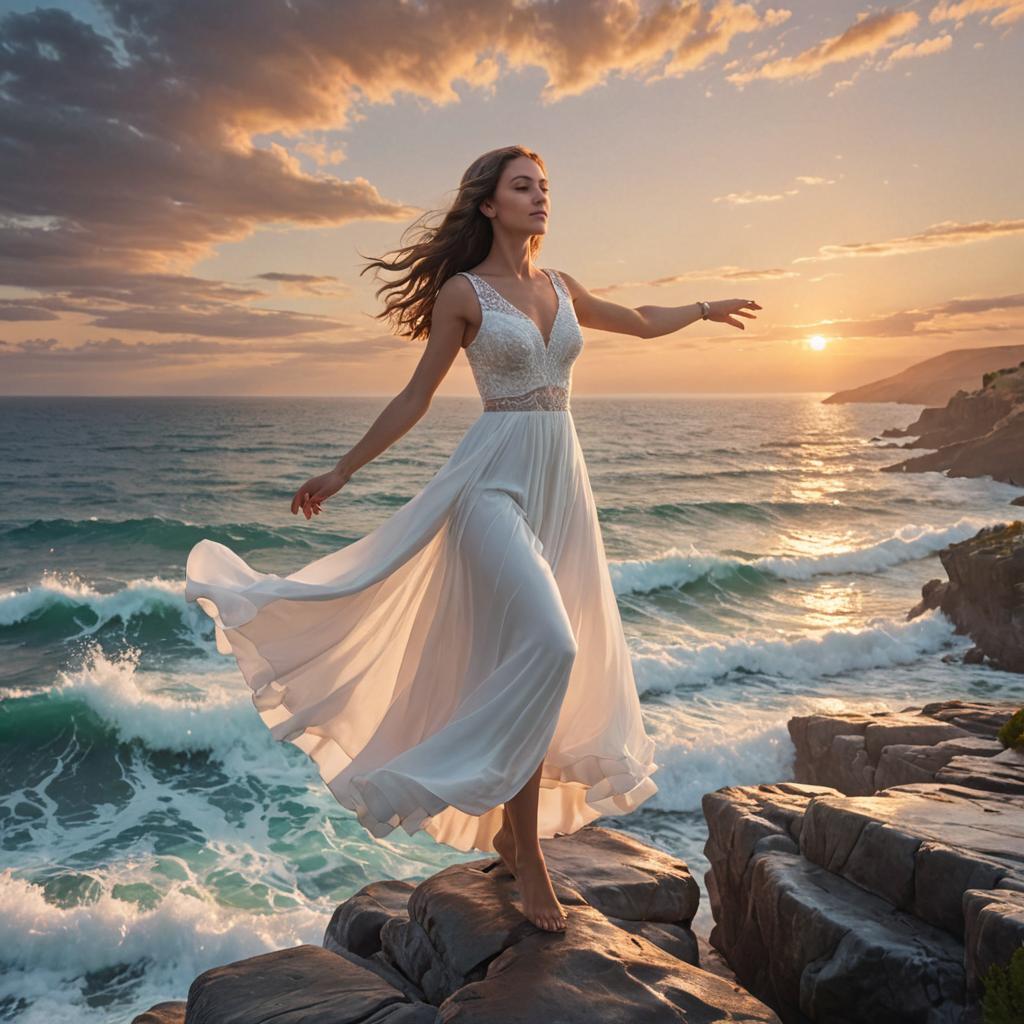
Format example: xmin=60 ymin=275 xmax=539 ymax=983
xmin=184 ymin=409 xmax=659 ymax=853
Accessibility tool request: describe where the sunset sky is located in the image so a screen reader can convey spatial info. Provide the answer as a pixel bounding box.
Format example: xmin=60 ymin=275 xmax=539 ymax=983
xmin=1 ymin=0 xmax=1021 ymax=397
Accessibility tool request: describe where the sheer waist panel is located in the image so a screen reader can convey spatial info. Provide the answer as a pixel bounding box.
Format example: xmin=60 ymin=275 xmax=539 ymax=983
xmin=483 ymin=384 xmax=569 ymax=412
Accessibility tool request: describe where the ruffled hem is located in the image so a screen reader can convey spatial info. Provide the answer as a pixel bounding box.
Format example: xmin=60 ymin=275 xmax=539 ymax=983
xmin=290 ymin=707 xmax=659 ymax=854
xmin=333 ymin=751 xmax=659 ymax=854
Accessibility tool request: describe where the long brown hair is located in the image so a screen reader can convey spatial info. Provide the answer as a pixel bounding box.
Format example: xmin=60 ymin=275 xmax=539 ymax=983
xmin=358 ymin=145 xmax=547 ymax=342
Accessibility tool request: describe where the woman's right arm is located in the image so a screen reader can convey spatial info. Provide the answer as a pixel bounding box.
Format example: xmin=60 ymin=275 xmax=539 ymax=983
xmin=291 ymin=275 xmax=472 ymax=519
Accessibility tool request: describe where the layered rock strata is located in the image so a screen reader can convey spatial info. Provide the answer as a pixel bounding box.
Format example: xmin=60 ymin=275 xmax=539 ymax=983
xmin=703 ymin=779 xmax=1024 ymax=1021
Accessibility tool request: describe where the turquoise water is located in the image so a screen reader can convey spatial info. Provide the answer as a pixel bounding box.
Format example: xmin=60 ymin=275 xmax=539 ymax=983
xmin=2 ymin=394 xmax=1023 ymax=1022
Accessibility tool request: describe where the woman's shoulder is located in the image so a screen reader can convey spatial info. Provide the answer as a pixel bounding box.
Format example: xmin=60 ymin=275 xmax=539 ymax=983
xmin=547 ymin=268 xmax=581 ymax=300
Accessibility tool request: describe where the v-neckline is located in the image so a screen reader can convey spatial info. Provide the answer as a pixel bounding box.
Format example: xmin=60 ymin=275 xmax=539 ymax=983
xmin=468 ymin=269 xmax=561 ymax=352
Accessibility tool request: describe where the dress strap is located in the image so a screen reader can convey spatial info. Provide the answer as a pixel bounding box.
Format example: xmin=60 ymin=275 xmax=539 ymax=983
xmin=456 ymin=270 xmax=482 ymax=295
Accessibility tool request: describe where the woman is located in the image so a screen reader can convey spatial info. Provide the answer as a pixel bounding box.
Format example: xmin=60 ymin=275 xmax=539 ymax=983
xmin=184 ymin=144 xmax=761 ymax=933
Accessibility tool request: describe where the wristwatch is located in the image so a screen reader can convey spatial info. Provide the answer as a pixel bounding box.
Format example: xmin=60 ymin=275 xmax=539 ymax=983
xmin=697 ymin=300 xmax=711 ymax=320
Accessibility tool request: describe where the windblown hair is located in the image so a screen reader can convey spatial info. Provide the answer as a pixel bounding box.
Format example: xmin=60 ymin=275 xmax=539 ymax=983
xmin=358 ymin=145 xmax=547 ymax=342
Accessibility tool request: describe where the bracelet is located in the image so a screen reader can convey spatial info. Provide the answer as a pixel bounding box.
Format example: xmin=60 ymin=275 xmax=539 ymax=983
xmin=697 ymin=300 xmax=710 ymax=320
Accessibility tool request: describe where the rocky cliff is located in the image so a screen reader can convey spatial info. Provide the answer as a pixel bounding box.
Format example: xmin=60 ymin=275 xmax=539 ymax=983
xmin=703 ymin=699 xmax=1024 ymax=1024
xmin=131 ymin=700 xmax=1023 ymax=1024
xmin=880 ymin=362 xmax=1024 ymax=486
xmin=907 ymin=520 xmax=1024 ymax=673
xmin=131 ymin=826 xmax=780 ymax=1024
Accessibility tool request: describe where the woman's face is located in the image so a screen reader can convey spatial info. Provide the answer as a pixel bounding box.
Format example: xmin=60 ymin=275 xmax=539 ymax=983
xmin=487 ymin=157 xmax=549 ymax=236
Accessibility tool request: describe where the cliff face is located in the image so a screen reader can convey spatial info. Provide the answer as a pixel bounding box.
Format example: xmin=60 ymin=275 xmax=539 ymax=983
xmin=822 ymin=345 xmax=1024 ymax=406
xmin=908 ymin=520 xmax=1024 ymax=673
xmin=881 ymin=386 xmax=1015 ymax=448
xmin=880 ymin=362 xmax=1024 ymax=485
xmin=702 ymin=700 xmax=1024 ymax=1023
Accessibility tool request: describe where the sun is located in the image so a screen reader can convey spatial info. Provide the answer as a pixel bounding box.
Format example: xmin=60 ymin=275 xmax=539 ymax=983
xmin=808 ymin=335 xmax=828 ymax=351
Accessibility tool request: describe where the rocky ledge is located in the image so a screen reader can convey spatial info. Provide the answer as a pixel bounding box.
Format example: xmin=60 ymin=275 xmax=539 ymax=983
xmin=131 ymin=826 xmax=780 ymax=1023
xmin=703 ymin=699 xmax=1023 ymax=1023
xmin=907 ymin=521 xmax=1024 ymax=673
xmin=130 ymin=700 xmax=1021 ymax=1024
xmin=879 ymin=361 xmax=1024 ymax=486
xmin=787 ymin=698 xmax=1022 ymax=796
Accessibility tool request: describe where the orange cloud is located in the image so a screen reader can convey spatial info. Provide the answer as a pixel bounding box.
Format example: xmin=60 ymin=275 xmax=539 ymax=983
xmin=726 ymin=9 xmax=920 ymax=84
xmin=793 ymin=218 xmax=1024 ymax=263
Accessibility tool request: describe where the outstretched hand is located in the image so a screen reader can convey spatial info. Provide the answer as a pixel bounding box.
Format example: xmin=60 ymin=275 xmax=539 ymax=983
xmin=291 ymin=468 xmax=349 ymax=520
xmin=709 ymin=299 xmax=762 ymax=330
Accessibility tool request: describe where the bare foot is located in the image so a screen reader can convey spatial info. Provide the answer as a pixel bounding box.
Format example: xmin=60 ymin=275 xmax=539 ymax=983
xmin=492 ymin=809 xmax=517 ymax=876
xmin=515 ymin=845 xmax=568 ymax=932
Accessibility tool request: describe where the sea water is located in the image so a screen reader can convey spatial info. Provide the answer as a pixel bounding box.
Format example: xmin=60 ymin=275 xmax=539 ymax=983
xmin=2 ymin=394 xmax=1023 ymax=1022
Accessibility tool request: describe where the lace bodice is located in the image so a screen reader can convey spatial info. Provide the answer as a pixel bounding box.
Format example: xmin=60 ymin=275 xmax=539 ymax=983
xmin=457 ymin=268 xmax=584 ymax=410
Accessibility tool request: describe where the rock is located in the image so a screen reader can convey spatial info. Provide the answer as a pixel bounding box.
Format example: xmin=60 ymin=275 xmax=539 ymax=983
xmin=605 ymin=915 xmax=700 ymax=963
xmin=788 ymin=707 xmax=975 ymax=794
xmin=742 ymin=850 xmax=966 ymax=1021
xmin=878 ymin=361 xmax=1024 ymax=484
xmin=875 ymin=735 xmax=1004 ymax=791
xmin=323 ymin=879 xmax=414 ymax=958
xmin=436 ymin=900 xmax=778 ymax=1023
xmin=919 ymin=699 xmax=1023 ymax=738
xmin=701 ymin=783 xmax=973 ymax=1022
xmin=937 ymin=745 xmax=1024 ymax=795
xmin=1012 ymin=494 xmax=1024 ymax=507
xmin=890 ymin=387 xmax=1015 ymax=449
xmin=701 ymin=781 xmax=827 ymax=941
xmin=537 ymin=822 xmax=700 ymax=925
xmin=374 ymin=826 xmax=700 ymax=1004
xmin=130 ymin=1004 xmax=186 ymax=1024
xmin=314 ymin=824 xmax=774 ymax=1021
xmin=184 ymin=943 xmax=439 ymax=1023
xmin=906 ymin=522 xmax=1024 ymax=672
xmin=789 ymin=701 xmax=1022 ymax=798
xmin=963 ymin=886 xmax=1024 ymax=997
xmin=379 ymin=859 xmax=551 ymax=1005
xmin=798 ymin=783 xmax=1024 ymax=937
xmin=883 ymin=409 xmax=1024 ymax=485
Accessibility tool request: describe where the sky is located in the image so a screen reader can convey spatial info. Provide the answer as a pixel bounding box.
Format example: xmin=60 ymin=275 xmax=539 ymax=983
xmin=0 ymin=0 xmax=1021 ymax=397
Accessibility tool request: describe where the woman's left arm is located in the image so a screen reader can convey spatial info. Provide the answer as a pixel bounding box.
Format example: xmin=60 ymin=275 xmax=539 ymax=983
xmin=557 ymin=270 xmax=762 ymax=338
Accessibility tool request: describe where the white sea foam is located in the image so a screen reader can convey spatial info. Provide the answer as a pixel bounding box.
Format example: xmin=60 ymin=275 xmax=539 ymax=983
xmin=0 ymin=869 xmax=330 ymax=1024
xmin=46 ymin=644 xmax=270 ymax=757
xmin=0 ymin=571 xmax=213 ymax=645
xmin=631 ymin=609 xmax=956 ymax=696
xmin=609 ymin=516 xmax=992 ymax=594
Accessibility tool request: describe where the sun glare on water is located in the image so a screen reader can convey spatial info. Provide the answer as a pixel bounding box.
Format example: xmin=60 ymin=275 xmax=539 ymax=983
xmin=808 ymin=335 xmax=828 ymax=351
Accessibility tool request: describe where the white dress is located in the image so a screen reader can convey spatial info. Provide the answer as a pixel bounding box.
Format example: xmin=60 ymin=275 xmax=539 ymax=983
xmin=184 ymin=267 xmax=659 ymax=853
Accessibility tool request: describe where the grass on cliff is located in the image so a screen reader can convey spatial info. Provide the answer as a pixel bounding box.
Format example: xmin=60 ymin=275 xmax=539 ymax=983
xmin=997 ymin=708 xmax=1024 ymax=750
xmin=981 ymin=361 xmax=1024 ymax=395
xmin=982 ymin=945 xmax=1024 ymax=1023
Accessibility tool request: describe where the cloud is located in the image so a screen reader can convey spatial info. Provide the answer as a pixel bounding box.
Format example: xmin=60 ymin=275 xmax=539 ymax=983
xmin=255 ymin=272 xmax=349 ymax=298
xmin=929 ymin=0 xmax=1024 ymax=27
xmin=589 ymin=264 xmax=800 ymax=296
xmin=726 ymin=9 xmax=920 ymax=85
xmin=0 ymin=0 xmax=793 ymax=354
xmin=793 ymin=218 xmax=1024 ymax=263
xmin=883 ymin=33 xmax=953 ymax=65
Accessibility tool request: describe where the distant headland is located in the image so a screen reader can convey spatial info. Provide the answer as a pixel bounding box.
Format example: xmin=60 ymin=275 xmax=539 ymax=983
xmin=822 ymin=344 xmax=1024 ymax=407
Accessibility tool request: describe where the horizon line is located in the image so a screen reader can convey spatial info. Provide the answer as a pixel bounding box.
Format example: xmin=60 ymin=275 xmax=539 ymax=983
xmin=0 ymin=390 xmax=842 ymax=399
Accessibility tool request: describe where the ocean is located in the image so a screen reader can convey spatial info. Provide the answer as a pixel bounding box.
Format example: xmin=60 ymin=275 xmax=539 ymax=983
xmin=2 ymin=393 xmax=1023 ymax=1022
